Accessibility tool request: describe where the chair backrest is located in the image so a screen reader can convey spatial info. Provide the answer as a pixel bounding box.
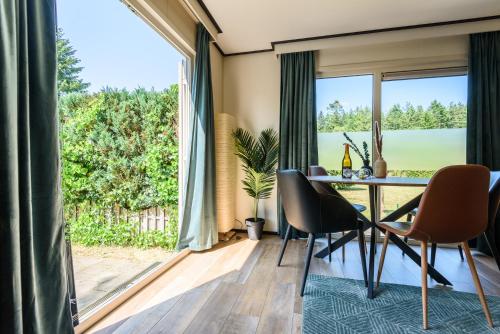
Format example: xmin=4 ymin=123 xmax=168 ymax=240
xmin=308 ymin=165 xmax=328 ymax=176
xmin=308 ymin=165 xmax=342 ymax=196
xmin=489 ymin=171 xmax=500 ymax=229
xmin=277 ymin=169 xmax=321 ymax=234
xmin=410 ymin=165 xmax=490 ymax=243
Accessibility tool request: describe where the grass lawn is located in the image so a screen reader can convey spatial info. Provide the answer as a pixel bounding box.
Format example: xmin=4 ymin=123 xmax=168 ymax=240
xmin=338 ymin=185 xmax=423 ymax=220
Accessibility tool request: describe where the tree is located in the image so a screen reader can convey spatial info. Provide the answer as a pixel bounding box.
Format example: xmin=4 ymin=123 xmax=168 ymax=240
xmin=428 ymin=100 xmax=450 ymax=128
xmin=317 ymin=100 xmax=467 ymax=132
xmin=384 ymin=104 xmax=404 ymax=130
xmin=57 ymin=28 xmax=90 ymax=95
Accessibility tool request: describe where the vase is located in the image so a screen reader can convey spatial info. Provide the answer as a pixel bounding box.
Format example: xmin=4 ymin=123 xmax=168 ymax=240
xmin=374 ymin=158 xmax=387 ymax=178
xmin=358 ymin=165 xmax=372 ymax=179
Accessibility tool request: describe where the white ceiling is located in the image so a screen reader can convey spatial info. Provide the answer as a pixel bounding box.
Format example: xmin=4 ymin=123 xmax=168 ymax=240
xmin=202 ymin=0 xmax=500 ymax=54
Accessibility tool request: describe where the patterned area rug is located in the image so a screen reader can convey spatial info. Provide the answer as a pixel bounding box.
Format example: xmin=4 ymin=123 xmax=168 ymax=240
xmin=303 ymin=275 xmax=500 ymax=333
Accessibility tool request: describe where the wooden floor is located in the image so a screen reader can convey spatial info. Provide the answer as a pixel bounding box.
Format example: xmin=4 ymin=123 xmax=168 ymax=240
xmin=86 ymin=234 xmax=500 ymax=334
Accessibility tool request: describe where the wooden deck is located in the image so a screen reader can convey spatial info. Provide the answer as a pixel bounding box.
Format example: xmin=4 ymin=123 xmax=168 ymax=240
xmin=86 ymin=234 xmax=500 ymax=334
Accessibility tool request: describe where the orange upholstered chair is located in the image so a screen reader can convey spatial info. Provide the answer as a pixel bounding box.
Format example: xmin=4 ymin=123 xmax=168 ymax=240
xmin=376 ymin=165 xmax=493 ymax=330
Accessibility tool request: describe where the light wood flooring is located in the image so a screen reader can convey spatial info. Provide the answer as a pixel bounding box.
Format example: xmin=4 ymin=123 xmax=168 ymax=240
xmin=86 ymin=233 xmax=500 ymax=334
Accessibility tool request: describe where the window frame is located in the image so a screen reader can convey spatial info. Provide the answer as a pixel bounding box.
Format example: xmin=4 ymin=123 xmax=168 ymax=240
xmin=316 ymin=60 xmax=468 ymax=243
xmin=317 ymin=58 xmax=468 ymax=162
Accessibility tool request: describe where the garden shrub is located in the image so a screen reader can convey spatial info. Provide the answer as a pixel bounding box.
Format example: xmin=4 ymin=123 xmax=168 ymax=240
xmin=59 ymin=87 xmax=179 ymax=249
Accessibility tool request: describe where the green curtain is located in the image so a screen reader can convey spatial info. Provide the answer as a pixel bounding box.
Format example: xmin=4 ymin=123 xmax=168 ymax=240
xmin=467 ymin=31 xmax=500 ymax=255
xmin=177 ymin=24 xmax=217 ymax=251
xmin=278 ymin=51 xmax=318 ymax=238
xmin=0 ymin=1 xmax=74 ymax=333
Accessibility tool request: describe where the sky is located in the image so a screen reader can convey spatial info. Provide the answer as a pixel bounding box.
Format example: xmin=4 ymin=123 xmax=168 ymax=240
xmin=56 ymin=0 xmax=184 ymax=92
xmin=316 ymin=75 xmax=468 ymax=114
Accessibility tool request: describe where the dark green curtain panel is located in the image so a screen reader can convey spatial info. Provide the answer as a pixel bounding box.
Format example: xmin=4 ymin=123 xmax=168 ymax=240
xmin=278 ymin=51 xmax=318 ymax=238
xmin=467 ymin=31 xmax=500 ymax=255
xmin=177 ymin=24 xmax=217 ymax=251
xmin=0 ymin=1 xmax=74 ymax=333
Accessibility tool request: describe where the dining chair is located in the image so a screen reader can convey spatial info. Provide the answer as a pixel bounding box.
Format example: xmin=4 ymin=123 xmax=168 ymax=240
xmin=376 ymin=165 xmax=493 ymax=329
xmin=403 ymin=171 xmax=500 ymax=271
xmin=276 ymin=169 xmax=368 ymax=296
xmin=308 ymin=165 xmax=367 ymax=263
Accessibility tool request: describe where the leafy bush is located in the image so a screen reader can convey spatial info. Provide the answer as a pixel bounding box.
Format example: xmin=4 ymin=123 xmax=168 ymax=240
xmin=59 ymin=87 xmax=179 ymax=210
xmin=387 ymin=170 xmax=435 ymax=178
xmin=326 ymin=169 xmax=436 ymax=190
xmin=59 ymin=87 xmax=179 ymax=249
xmin=66 ymin=204 xmax=178 ymax=249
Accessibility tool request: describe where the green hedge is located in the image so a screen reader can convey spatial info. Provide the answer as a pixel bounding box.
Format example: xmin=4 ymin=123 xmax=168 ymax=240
xmin=59 ymin=87 xmax=179 ymax=249
xmin=66 ymin=204 xmax=178 ymax=249
xmin=326 ymin=169 xmax=435 ymax=190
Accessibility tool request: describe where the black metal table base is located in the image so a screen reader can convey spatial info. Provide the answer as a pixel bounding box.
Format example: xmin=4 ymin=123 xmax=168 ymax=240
xmin=314 ymin=187 xmax=452 ymax=299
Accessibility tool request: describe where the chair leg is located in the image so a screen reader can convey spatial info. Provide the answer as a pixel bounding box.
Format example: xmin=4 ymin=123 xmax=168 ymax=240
xmin=430 ymin=243 xmax=437 ymax=267
xmin=402 ymin=237 xmax=408 ymax=256
xmin=342 ymin=231 xmax=345 ymax=262
xmin=327 ymin=233 xmax=332 ymax=263
xmin=300 ymin=233 xmax=316 ymax=297
xmin=376 ymin=232 xmax=390 ymax=288
xmin=402 ymin=213 xmax=412 ymax=256
xmin=484 ymin=230 xmax=500 ymax=271
xmin=457 ymin=244 xmax=464 ymax=261
xmin=421 ymin=240 xmax=428 ymax=330
xmin=462 ymin=242 xmax=494 ymax=327
xmin=277 ymin=224 xmax=292 ymax=266
xmin=358 ymin=228 xmax=368 ymax=287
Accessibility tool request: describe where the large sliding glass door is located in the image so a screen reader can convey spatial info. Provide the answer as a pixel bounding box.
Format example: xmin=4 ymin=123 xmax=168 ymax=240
xmin=57 ymin=0 xmax=190 ymax=325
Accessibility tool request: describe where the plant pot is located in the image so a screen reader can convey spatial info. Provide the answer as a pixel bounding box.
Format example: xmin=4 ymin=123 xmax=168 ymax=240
xmin=374 ymin=158 xmax=387 ymax=178
xmin=246 ymin=218 xmax=265 ymax=240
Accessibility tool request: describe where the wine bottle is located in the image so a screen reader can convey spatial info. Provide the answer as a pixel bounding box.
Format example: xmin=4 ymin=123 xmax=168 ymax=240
xmin=342 ymin=143 xmax=353 ymax=179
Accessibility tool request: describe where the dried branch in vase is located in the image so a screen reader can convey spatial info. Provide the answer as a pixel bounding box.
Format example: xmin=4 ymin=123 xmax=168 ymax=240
xmin=343 ymin=132 xmax=370 ymax=166
xmin=375 ymin=121 xmax=383 ymax=159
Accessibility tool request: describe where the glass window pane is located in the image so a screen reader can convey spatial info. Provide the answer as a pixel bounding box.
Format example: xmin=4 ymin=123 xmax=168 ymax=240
xmin=381 ymin=75 xmax=467 ymax=216
xmin=317 ymin=75 xmax=373 ymax=218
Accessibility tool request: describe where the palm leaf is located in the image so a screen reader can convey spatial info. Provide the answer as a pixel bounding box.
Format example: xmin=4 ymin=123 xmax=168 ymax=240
xmin=233 ymin=128 xmax=279 ymax=217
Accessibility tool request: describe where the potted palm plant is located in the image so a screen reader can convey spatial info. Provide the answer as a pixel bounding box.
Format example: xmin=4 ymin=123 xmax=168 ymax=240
xmin=232 ymin=128 xmax=279 ymax=240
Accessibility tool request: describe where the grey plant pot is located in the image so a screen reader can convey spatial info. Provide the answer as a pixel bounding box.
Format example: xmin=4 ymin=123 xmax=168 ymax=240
xmin=246 ymin=218 xmax=265 ymax=240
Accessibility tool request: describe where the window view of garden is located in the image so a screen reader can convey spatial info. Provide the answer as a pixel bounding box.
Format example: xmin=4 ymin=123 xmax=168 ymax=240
xmin=317 ymin=74 xmax=467 ymax=217
xmin=57 ymin=0 xmax=184 ymax=317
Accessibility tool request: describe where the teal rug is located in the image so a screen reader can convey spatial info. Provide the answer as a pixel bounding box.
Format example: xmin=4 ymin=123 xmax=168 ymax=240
xmin=303 ymin=275 xmax=500 ymax=333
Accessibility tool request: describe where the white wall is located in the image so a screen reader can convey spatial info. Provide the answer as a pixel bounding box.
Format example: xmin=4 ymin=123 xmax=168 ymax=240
xmin=223 ymin=52 xmax=281 ymax=231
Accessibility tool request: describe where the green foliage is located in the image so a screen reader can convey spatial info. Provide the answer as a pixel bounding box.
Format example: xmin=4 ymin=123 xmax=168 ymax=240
xmin=56 ymin=28 xmax=90 ymax=95
xmin=232 ymin=128 xmax=279 ymax=221
xmin=60 ymin=87 xmax=179 ymax=249
xmin=343 ymin=132 xmax=370 ymax=166
xmin=326 ymin=169 xmax=435 ymax=193
xmin=318 ymin=100 xmax=467 ymax=132
xmin=59 ymin=87 xmax=179 ymax=211
xmin=66 ymin=205 xmax=178 ymax=249
xmin=387 ymin=170 xmax=435 ymax=178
